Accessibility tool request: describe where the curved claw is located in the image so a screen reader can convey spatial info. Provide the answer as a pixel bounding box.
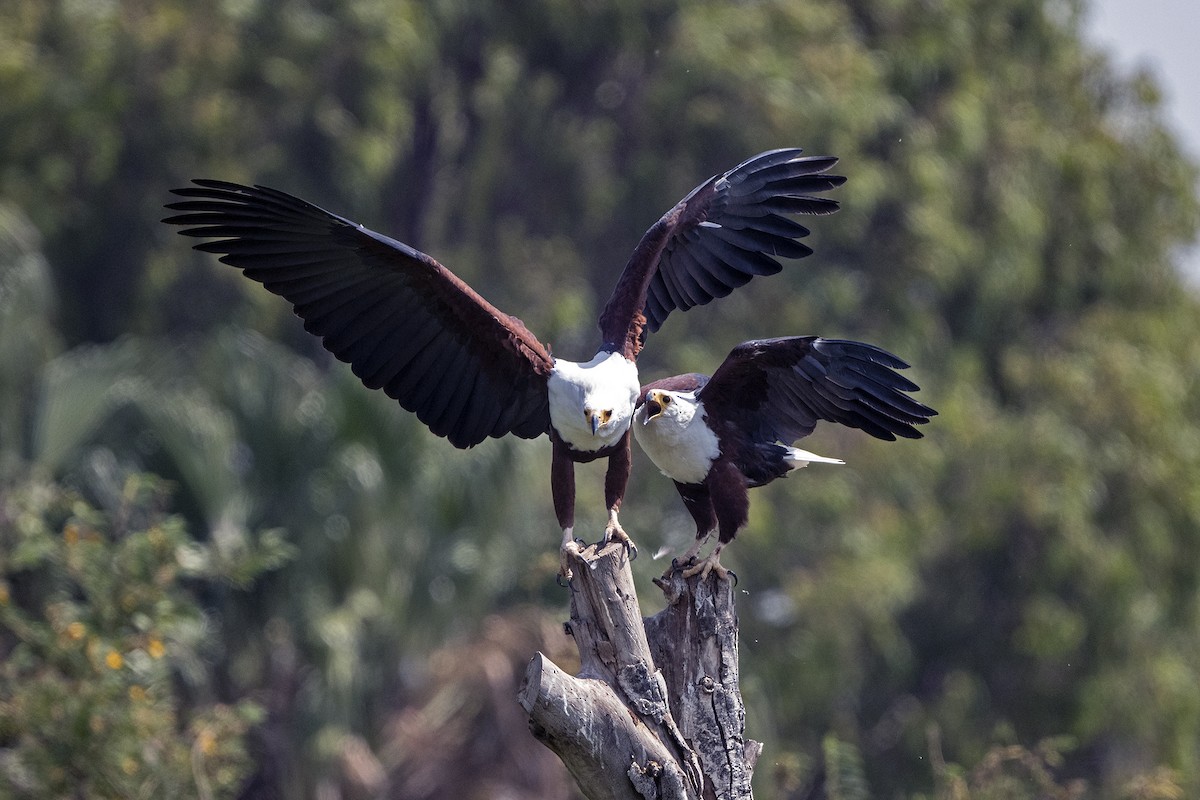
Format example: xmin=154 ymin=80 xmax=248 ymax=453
xmin=601 ymin=519 xmax=638 ymax=562
xmin=680 ymin=551 xmax=732 ymax=583
xmin=662 ymin=555 xmax=697 ymax=582
xmin=671 ymin=555 xmax=699 ymax=571
xmin=728 ymin=569 xmax=739 ymax=587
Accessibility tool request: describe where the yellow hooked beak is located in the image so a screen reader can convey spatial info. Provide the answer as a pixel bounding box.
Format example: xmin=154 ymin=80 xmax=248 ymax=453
xmin=642 ymin=390 xmax=671 ymax=424
xmin=585 ymin=408 xmax=613 ymax=435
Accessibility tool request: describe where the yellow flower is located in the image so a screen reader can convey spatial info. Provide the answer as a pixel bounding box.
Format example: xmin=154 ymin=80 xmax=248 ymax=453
xmin=196 ymin=729 xmax=217 ymax=756
xmin=66 ymin=622 xmax=87 ymax=640
xmin=147 ymin=637 xmax=166 ymax=659
xmin=121 ymin=756 xmax=138 ymax=775
xmin=129 ymin=685 xmax=147 ymax=702
xmin=106 ymin=650 xmax=124 ymax=670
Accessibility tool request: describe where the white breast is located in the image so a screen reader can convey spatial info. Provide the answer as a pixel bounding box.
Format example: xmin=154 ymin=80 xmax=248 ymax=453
xmin=633 ymin=399 xmax=720 ymax=484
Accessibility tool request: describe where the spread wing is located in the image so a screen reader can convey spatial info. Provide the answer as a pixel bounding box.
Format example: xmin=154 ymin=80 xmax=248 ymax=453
xmin=698 ymin=337 xmax=936 ymax=442
xmin=164 ymin=180 xmax=554 ymax=449
xmin=598 ymin=149 xmax=845 ymax=356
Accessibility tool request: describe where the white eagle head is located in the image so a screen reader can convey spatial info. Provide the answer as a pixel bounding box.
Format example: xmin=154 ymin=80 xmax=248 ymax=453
xmin=638 ymin=388 xmax=700 ymax=429
xmin=583 ymin=386 xmax=635 ymax=437
xmin=548 ymin=350 xmax=639 ymax=449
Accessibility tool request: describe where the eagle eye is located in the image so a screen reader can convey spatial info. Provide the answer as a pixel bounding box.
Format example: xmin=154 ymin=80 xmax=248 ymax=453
xmin=662 ymin=396 xmax=672 ymax=405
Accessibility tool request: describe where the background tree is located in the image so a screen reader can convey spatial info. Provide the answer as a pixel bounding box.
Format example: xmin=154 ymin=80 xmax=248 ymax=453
xmin=0 ymin=474 xmax=263 ymax=798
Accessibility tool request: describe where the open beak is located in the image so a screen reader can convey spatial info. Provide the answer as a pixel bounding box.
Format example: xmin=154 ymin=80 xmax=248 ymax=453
xmin=642 ymin=393 xmax=663 ymax=424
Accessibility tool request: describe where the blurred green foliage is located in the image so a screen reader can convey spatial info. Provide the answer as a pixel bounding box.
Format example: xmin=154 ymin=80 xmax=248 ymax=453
xmin=0 ymin=474 xmax=263 ymax=798
xmin=2 ymin=0 xmax=1199 ymax=797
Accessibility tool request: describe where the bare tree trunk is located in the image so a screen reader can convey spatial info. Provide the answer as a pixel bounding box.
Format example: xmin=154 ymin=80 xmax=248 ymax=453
xmin=518 ymin=542 xmax=759 ymax=800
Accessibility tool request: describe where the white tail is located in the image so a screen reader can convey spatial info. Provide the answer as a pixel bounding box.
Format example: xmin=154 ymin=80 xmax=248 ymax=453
xmin=784 ymin=446 xmax=845 ymax=470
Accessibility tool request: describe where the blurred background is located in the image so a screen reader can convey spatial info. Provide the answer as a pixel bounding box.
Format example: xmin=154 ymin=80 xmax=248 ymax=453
xmin=1 ymin=1 xmax=1198 ymax=798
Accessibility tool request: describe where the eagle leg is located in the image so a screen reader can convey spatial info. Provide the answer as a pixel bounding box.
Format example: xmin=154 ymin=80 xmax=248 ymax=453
xmin=598 ymin=435 xmax=637 ymax=559
xmin=551 ymin=438 xmax=581 ymax=584
xmin=680 ymin=464 xmax=745 ymax=582
xmin=679 ymin=536 xmax=706 ymax=564
xmin=558 ymin=527 xmax=582 ymax=585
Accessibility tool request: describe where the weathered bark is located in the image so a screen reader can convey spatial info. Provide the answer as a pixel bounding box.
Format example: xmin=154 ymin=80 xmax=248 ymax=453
xmin=518 ymin=542 xmax=758 ymax=800
xmin=647 ymin=568 xmax=761 ymax=799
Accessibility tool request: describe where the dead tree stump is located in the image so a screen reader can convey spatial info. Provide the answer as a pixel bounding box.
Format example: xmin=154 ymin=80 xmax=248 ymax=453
xmin=518 ymin=542 xmax=760 ymax=800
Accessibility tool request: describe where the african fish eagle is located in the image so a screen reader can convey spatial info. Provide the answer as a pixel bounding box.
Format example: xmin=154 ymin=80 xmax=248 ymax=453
xmin=163 ymin=150 xmax=844 ymax=579
xmin=634 ymin=336 xmax=935 ymax=580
